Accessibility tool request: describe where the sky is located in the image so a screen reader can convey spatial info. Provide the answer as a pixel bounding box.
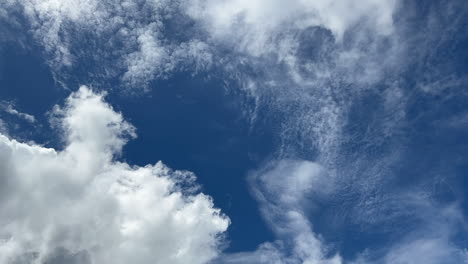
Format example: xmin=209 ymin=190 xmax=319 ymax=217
xmin=0 ymin=0 xmax=468 ymax=263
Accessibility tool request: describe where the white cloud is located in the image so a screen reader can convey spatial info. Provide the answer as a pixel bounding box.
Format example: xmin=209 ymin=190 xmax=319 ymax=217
xmin=0 ymin=86 xmax=229 ymax=264
xmin=181 ymin=0 xmax=404 ymax=175
xmin=216 ymin=242 xmax=286 ymax=264
xmin=6 ymin=0 xmax=399 ymax=89
xmin=0 ymin=119 xmax=7 ymax=135
xmin=382 ymin=237 xmax=468 ymax=264
xmin=185 ymin=0 xmax=397 ymax=56
xmin=352 ymin=202 xmax=468 ymax=264
xmin=217 ymin=160 xmax=341 ymax=264
xmin=7 ymin=0 xmax=212 ymax=88
xmin=218 ymin=160 xmax=468 ymax=264
xmin=122 ymin=26 xmax=213 ymax=88
xmin=1 ymin=102 xmax=36 ymax=123
xmin=3 ymin=2 xmax=466 ymax=264
xmin=17 ymin=0 xmax=102 ymax=66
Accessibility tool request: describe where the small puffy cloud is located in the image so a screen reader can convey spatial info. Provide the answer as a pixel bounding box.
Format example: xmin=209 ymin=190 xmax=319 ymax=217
xmin=0 ymin=86 xmax=229 ymax=264
xmin=1 ymin=102 xmax=36 ymax=123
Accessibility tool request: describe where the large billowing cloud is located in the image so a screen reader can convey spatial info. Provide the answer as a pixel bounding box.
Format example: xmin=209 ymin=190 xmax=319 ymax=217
xmin=0 ymin=86 xmax=229 ymax=264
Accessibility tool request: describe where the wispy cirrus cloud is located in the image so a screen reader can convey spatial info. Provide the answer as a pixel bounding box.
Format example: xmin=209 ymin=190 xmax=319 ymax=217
xmin=214 ymin=160 xmax=341 ymax=264
xmin=217 ymin=159 xmax=468 ymax=264
xmin=4 ymin=0 xmax=212 ymax=89
xmin=352 ymin=200 xmax=468 ymax=264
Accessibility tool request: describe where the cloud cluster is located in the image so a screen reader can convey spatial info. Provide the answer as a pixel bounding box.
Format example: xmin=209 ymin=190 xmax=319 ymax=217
xmin=4 ymin=0 xmax=211 ymax=88
xmin=0 ymin=86 xmax=229 ymax=264
xmin=4 ymin=0 xmax=402 ymax=90
xmin=2 ymin=1 xmax=468 ymax=263
xmin=183 ymin=0 xmax=404 ymax=170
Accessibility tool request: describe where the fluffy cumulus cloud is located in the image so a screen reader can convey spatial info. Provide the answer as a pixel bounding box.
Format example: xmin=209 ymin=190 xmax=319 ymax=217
xmin=0 ymin=86 xmax=229 ymax=264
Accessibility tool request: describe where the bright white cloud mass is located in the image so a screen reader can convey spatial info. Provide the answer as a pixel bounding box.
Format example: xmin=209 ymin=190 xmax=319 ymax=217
xmin=0 ymin=87 xmax=229 ymax=264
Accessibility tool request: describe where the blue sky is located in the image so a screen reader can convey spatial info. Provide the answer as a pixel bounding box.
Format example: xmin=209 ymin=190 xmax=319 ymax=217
xmin=0 ymin=0 xmax=468 ymax=263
